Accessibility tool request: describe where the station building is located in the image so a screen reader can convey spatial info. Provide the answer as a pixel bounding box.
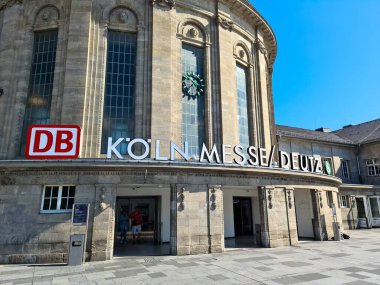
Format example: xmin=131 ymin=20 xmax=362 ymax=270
xmin=277 ymin=120 xmax=380 ymax=231
xmin=0 ymin=0 xmax=377 ymax=264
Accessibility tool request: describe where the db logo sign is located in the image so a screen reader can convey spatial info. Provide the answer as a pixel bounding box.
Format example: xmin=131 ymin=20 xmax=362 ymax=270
xmin=25 ymin=125 xmax=81 ymax=159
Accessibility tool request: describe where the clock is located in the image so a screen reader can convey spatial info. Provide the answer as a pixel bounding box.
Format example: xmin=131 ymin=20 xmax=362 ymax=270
xmin=182 ymin=71 xmax=205 ymax=98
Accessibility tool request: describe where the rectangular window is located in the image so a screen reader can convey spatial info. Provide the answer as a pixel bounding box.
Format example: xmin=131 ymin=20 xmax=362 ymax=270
xmin=339 ymin=195 xmax=350 ymax=208
xmin=369 ymin=197 xmax=380 ymax=218
xmin=236 ymin=64 xmax=250 ymax=149
xmin=181 ymin=44 xmax=205 ymax=157
xmin=366 ymin=159 xmax=380 ymax=176
xmin=322 ymin=157 xmax=334 ymax=175
xmin=20 ymin=30 xmax=58 ymax=154
xmin=101 ymin=31 xmax=137 ymax=154
xmin=41 ymin=185 xmax=75 ymax=213
xmin=341 ymin=160 xmax=350 ymax=179
xmin=326 ymin=191 xmax=333 ymax=208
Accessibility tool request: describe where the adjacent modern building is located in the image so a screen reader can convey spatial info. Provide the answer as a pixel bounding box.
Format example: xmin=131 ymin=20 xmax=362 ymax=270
xmin=0 ymin=0 xmax=378 ymax=264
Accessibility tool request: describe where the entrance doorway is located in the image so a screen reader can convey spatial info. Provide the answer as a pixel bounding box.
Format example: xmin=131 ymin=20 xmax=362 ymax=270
xmin=294 ymin=189 xmax=315 ymax=239
xmin=233 ymin=197 xmax=253 ymax=236
xmin=114 ymin=196 xmax=169 ymax=256
xmin=356 ymin=197 xmax=370 ymax=228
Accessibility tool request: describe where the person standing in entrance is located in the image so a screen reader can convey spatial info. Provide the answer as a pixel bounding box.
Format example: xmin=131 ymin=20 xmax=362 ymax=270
xmin=119 ymin=209 xmax=129 ymax=244
xmin=129 ymin=207 xmax=143 ymax=244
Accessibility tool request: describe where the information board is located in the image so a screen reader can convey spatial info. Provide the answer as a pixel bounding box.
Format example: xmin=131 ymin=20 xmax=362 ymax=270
xmin=72 ymin=204 xmax=89 ymax=226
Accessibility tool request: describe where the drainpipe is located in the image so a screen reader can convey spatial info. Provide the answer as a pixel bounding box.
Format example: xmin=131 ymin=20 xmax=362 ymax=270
xmin=356 ymin=144 xmax=362 ymax=183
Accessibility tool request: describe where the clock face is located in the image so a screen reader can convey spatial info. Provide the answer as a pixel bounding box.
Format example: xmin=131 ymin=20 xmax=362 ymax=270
xmin=182 ymin=72 xmax=205 ymax=98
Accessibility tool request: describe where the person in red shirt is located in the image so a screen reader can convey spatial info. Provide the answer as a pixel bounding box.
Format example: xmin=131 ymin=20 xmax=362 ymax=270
xmin=129 ymin=207 xmax=143 ymax=244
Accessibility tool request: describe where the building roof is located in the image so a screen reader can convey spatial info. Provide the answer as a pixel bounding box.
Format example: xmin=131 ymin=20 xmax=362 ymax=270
xmin=333 ymin=119 xmax=380 ymax=144
xmin=276 ymin=125 xmax=354 ymax=145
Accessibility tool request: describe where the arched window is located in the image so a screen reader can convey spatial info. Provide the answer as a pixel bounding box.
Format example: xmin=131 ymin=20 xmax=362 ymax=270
xmin=236 ymin=64 xmax=250 ymax=148
xmin=101 ymin=31 xmax=137 ymax=154
xmin=234 ymin=43 xmax=252 ymax=149
xmin=181 ymin=43 xmax=205 ymax=157
xmin=20 ymin=6 xmax=60 ymax=155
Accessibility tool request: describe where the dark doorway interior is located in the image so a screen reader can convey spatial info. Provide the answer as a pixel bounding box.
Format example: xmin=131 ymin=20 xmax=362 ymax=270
xmin=233 ymin=197 xmax=253 ymax=236
xmin=356 ymin=198 xmax=366 ymax=219
xmin=114 ymin=196 xmax=169 ymax=257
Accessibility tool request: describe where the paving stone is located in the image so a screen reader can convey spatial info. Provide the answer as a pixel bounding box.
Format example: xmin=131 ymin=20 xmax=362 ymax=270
xmin=343 ymin=281 xmax=380 ymax=285
xmin=340 ymin=267 xmax=367 ymax=273
xmin=147 ymin=272 xmax=167 ymax=278
xmin=207 ymin=274 xmax=229 ymax=281
xmin=347 ymin=273 xmax=370 ymax=279
xmin=292 ymin=273 xmax=329 ymax=281
xmin=280 ymin=261 xmax=312 ymax=267
xmin=271 ymin=276 xmax=303 ymax=284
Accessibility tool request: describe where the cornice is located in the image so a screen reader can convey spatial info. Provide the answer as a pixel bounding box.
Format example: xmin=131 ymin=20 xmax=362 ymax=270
xmin=0 ymin=0 xmax=22 ymax=11
xmin=222 ymin=0 xmax=277 ymax=65
xmin=0 ymin=159 xmax=342 ymax=187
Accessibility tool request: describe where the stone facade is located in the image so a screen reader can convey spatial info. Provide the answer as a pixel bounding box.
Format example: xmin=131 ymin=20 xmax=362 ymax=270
xmin=0 ymin=0 xmax=348 ymax=264
xmin=277 ymin=123 xmax=380 ymax=231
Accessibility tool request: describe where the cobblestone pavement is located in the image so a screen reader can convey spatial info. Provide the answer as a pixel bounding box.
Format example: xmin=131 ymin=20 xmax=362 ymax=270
xmin=1 ymin=229 xmax=380 ymax=285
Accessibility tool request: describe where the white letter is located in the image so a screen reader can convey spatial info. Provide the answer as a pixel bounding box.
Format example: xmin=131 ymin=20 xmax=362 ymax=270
xmin=107 ymin=137 xmax=124 ymax=159
xmin=155 ymin=140 xmax=168 ymax=161
xmin=200 ymin=144 xmax=221 ymax=163
xmin=170 ymin=141 xmax=189 ymax=161
xmin=233 ymin=145 xmax=246 ymax=166
xmin=222 ymin=144 xmax=232 ymax=164
xmin=127 ymin=139 xmax=150 ymax=160
xmin=279 ymin=151 xmax=290 ymax=169
xmin=314 ymin=156 xmax=322 ymax=173
xmin=308 ymin=156 xmax=315 ymax=172
xmin=299 ymin=155 xmax=309 ymax=171
xmin=291 ymin=152 xmax=300 ymax=170
xmin=259 ymin=148 xmax=267 ymax=166
xmin=248 ymin=146 xmax=258 ymax=166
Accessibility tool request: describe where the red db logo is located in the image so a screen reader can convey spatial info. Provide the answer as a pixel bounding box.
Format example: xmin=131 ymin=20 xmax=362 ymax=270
xmin=25 ymin=125 xmax=81 ymax=159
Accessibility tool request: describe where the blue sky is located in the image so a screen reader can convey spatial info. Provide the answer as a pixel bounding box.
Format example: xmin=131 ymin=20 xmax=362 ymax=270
xmin=251 ymin=0 xmax=380 ymax=130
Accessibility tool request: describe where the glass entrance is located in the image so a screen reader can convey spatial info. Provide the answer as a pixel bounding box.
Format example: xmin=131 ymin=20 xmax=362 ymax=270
xmin=356 ymin=197 xmax=369 ymax=228
xmin=233 ymin=197 xmax=253 ymax=236
xmin=369 ymin=196 xmax=380 ymax=227
xmin=114 ymin=196 xmax=168 ymax=256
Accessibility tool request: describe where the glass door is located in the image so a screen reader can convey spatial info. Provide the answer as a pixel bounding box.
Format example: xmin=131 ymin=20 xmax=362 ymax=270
xmin=369 ymin=196 xmax=380 ymax=227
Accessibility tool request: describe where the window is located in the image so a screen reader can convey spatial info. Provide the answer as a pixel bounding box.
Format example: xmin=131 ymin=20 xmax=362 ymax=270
xmin=339 ymin=195 xmax=350 ymax=208
xmin=181 ymin=44 xmax=205 ymax=157
xmin=236 ymin=64 xmax=250 ymax=149
xmin=366 ymin=159 xmax=380 ymax=176
xmin=369 ymin=197 xmax=380 ymax=218
xmin=326 ymin=191 xmax=333 ymax=208
xmin=41 ymin=186 xmax=75 ymax=212
xmin=341 ymin=160 xmax=350 ymax=179
xmin=20 ymin=30 xmax=58 ymax=154
xmin=322 ymin=157 xmax=334 ymax=175
xmin=101 ymin=31 xmax=137 ymax=154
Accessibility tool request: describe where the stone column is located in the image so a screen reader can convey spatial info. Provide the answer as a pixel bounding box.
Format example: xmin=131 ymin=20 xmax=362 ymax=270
xmin=89 ymin=184 xmax=116 ymax=261
xmin=170 ymin=184 xmax=178 ymax=255
xmin=259 ymin=186 xmax=297 ymax=247
xmin=258 ymin=186 xmax=271 ymax=247
xmin=60 ymin=0 xmax=92 ymax=128
xmin=284 ymin=188 xmax=298 ymax=245
xmin=174 ymin=184 xmax=212 ymax=255
xmin=208 ymin=185 xmax=224 ymax=253
xmin=311 ymin=189 xmax=327 ymax=241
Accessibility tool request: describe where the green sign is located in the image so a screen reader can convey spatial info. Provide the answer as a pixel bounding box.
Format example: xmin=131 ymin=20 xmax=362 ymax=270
xmin=324 ymin=160 xmax=332 ymax=175
xmin=182 ymin=71 xmax=205 ymax=98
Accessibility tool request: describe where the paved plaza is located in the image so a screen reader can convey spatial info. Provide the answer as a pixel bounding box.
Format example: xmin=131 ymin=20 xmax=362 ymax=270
xmin=1 ymin=229 xmax=380 ymax=285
